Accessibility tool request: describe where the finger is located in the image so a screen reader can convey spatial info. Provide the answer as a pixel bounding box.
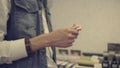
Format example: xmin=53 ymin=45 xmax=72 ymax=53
xmin=71 ymin=24 xmax=82 ymax=31
xmin=68 ymin=39 xmax=75 ymax=44
xmin=72 ymin=24 xmax=75 ymax=27
xmin=76 ymin=26 xmax=82 ymax=31
xmin=67 ymin=42 xmax=73 ymax=47
xmin=67 ymin=39 xmax=75 ymax=46
xmin=68 ymin=28 xmax=79 ymax=35
xmin=74 ymin=33 xmax=79 ymax=39
xmin=71 ymin=24 xmax=79 ymax=29
xmin=68 ymin=33 xmax=76 ymax=39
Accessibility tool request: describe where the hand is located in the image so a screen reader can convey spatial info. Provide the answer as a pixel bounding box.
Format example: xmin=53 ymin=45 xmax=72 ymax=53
xmin=49 ymin=24 xmax=82 ymax=48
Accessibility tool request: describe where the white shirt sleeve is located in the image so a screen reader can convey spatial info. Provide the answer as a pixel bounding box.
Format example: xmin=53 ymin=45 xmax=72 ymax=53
xmin=0 ymin=0 xmax=28 ymax=64
xmin=10 ymin=39 xmax=28 ymax=62
xmin=0 ymin=32 xmax=28 ymax=64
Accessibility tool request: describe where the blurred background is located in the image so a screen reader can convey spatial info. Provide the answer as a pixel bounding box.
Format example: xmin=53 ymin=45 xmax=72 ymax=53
xmin=49 ymin=0 xmax=120 ymax=54
xmin=48 ymin=0 xmax=120 ymax=68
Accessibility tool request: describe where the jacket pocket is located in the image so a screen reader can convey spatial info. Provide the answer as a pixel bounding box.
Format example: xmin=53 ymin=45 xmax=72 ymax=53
xmin=14 ymin=0 xmax=39 ymax=13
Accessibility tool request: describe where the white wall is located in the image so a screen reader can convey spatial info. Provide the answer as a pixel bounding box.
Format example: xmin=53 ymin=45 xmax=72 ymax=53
xmin=50 ymin=0 xmax=120 ymax=53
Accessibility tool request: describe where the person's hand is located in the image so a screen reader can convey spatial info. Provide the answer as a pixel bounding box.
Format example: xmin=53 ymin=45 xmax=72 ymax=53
xmin=30 ymin=24 xmax=82 ymax=51
xmin=49 ymin=24 xmax=82 ymax=48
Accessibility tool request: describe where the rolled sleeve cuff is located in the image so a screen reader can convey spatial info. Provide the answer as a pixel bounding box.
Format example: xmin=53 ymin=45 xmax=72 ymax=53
xmin=10 ymin=39 xmax=28 ymax=61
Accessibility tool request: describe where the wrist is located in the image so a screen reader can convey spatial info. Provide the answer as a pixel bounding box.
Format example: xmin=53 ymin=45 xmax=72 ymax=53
xmin=25 ymin=38 xmax=32 ymax=56
xmin=29 ymin=34 xmax=53 ymax=51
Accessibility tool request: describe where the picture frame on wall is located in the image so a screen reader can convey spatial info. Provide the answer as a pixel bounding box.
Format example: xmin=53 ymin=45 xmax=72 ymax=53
xmin=58 ymin=49 xmax=69 ymax=55
xmin=71 ymin=50 xmax=81 ymax=56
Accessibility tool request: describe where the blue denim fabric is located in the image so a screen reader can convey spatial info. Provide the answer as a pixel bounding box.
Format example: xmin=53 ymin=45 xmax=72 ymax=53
xmin=1 ymin=0 xmax=56 ymax=68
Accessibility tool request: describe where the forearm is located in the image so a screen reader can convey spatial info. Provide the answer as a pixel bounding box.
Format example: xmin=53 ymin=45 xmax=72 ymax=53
xmin=29 ymin=33 xmax=52 ymax=52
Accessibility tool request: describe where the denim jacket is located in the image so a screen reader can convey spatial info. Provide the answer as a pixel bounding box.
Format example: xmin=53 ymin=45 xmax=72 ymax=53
xmin=1 ymin=0 xmax=56 ymax=68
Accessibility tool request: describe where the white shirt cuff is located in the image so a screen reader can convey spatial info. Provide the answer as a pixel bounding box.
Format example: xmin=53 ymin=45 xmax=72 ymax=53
xmin=10 ymin=39 xmax=28 ymax=61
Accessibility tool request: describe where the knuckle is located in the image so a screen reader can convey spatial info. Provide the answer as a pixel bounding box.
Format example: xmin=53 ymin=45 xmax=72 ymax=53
xmin=67 ymin=33 xmax=74 ymax=38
